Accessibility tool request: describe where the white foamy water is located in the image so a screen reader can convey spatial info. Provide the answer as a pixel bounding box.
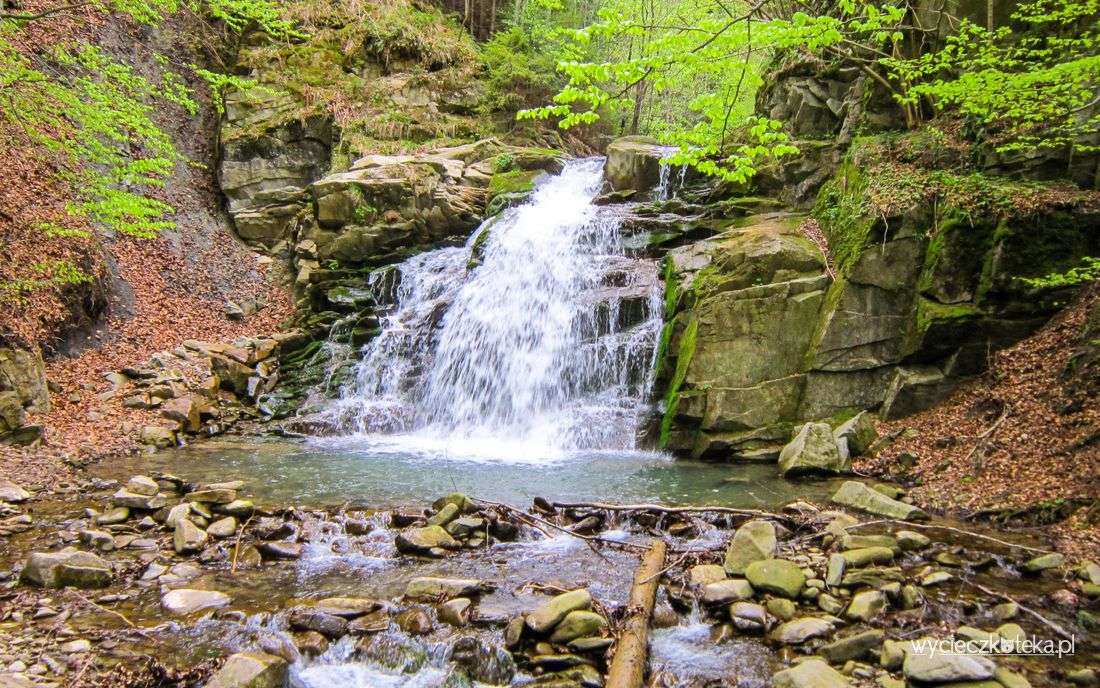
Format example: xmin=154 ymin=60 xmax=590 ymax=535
xmin=313 ymin=158 xmax=663 ymax=461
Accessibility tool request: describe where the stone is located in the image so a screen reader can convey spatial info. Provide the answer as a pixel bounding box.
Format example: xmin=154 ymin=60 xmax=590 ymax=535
xmin=348 ymin=610 xmax=391 ymax=634
xmin=439 ymin=598 xmax=472 ymax=627
xmin=604 ymin=136 xmax=666 ymax=193
xmin=745 ymin=559 xmax=806 ymax=598
xmin=395 ymin=526 xmax=461 ymax=554
xmin=767 ymin=598 xmax=797 ymax=621
xmin=20 ymin=549 xmax=113 ymax=588
xmin=396 ymin=608 xmax=433 ymax=635
xmin=526 ymin=589 xmax=592 ymax=634
xmin=840 ymin=534 xmax=898 ymax=552
xmin=729 ymin=601 xmax=769 ymax=631
xmin=0 ymin=479 xmax=31 ymax=503
xmin=139 ymin=426 xmax=176 ymax=448
xmin=771 ymin=617 xmax=835 ymax=644
xmin=313 ymin=597 xmax=382 ymax=617
xmin=405 ymin=577 xmax=489 ymax=601
xmin=79 ymin=529 xmax=115 ymax=551
xmin=772 ymin=658 xmax=850 ymax=688
xmin=173 ymin=518 xmax=208 ymax=554
xmin=1021 ymin=552 xmax=1064 ymax=573
xmin=902 ymin=652 xmax=996 ymax=683
xmin=165 ymin=503 xmax=191 ymax=529
xmin=126 ymin=475 xmax=159 ymax=496
xmin=896 ymin=530 xmax=931 ymax=550
xmin=921 ymin=571 xmax=954 ymax=586
xmin=431 ymin=492 xmax=477 ymax=513
xmin=689 ymin=563 xmax=727 ymax=586
xmin=1067 ymin=669 xmax=1099 ymax=687
xmin=1079 ymin=560 xmax=1100 ymax=585
xmin=991 ymin=602 xmax=1019 ymax=621
xmin=841 ymin=547 xmax=894 ymax=567
xmin=257 ymin=541 xmax=301 ymax=559
xmin=95 ymin=507 xmax=130 ymax=525
xmin=288 ymin=607 xmax=348 ymax=638
xmin=111 ymin=488 xmax=167 ymax=510
xmin=161 ymin=589 xmax=231 ymax=616
xmin=833 ymin=412 xmax=877 ymax=459
xmin=205 ymin=652 xmax=287 ymax=688
xmin=294 ymin=631 xmax=328 ymax=656
xmin=818 ymin=594 xmax=846 ymax=615
xmin=882 ymin=366 xmax=957 ymax=420
xmin=208 ymin=517 xmax=238 ymax=539
xmin=0 ymin=346 xmax=50 ymax=413
xmin=818 ymin=630 xmax=884 ymax=664
xmin=994 ymin=667 xmax=1033 ymax=688
xmin=826 ymin=553 xmax=846 ymax=587
xmin=186 ymin=488 xmax=237 ymax=505
xmin=161 ymin=396 xmax=201 ymax=432
xmin=723 ymin=520 xmax=777 ymax=574
xmin=844 ymin=590 xmax=886 ymax=622
xmin=219 ymin=499 xmax=255 ymax=518
xmin=830 ymin=481 xmax=928 ymax=520
xmin=426 ymin=502 xmax=460 ymax=527
xmin=779 ymin=422 xmax=849 ymax=477
xmin=60 ymin=639 xmax=91 ymax=654
xmin=996 ymin=623 xmax=1026 ymax=644
xmin=549 ymin=610 xmax=608 ymax=643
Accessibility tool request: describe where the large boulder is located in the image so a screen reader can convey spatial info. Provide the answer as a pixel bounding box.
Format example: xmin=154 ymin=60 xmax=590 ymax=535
xmin=745 ymin=559 xmax=805 ymax=598
xmin=604 ymin=136 xmax=669 ymax=193
xmin=205 ymin=651 xmax=288 ymax=688
xmin=772 ymin=658 xmax=850 ymax=688
xmin=778 ymin=422 xmax=849 ymax=477
xmin=833 ymin=411 xmax=878 ymax=458
xmin=830 ymin=481 xmax=928 ymax=520
xmin=723 ymin=520 xmax=777 ymax=574
xmin=20 ymin=549 xmax=113 ymax=588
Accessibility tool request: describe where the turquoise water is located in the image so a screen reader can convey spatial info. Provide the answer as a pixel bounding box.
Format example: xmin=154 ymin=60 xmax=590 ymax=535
xmin=107 ymin=436 xmax=844 ymax=510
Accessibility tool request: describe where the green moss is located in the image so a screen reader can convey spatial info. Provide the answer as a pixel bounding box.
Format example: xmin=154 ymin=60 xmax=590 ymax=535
xmin=488 ymin=169 xmax=542 ymax=197
xmin=912 ymin=298 xmax=983 ymax=345
xmin=803 ymin=275 xmax=847 ymax=368
xmin=812 ymin=160 xmax=875 ymax=277
xmin=658 ymin=316 xmax=698 ymax=449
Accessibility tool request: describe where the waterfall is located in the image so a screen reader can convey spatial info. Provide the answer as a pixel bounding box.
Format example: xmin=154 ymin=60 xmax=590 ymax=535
xmin=316 ymin=158 xmax=663 ymax=460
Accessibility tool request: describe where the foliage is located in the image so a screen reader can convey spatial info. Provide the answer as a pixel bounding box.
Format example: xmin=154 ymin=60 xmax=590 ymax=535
xmin=1020 ymin=257 xmax=1100 ymax=288
xmin=519 ymin=0 xmax=906 ymax=182
xmin=885 ymin=0 xmax=1100 ymax=156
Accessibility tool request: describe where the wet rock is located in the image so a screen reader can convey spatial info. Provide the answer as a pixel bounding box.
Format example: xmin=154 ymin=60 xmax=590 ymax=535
xmin=526 ymin=589 xmax=592 ymax=634
xmin=921 ymin=571 xmax=954 ymax=587
xmin=348 ymin=609 xmax=390 ymax=634
xmin=173 ymin=519 xmax=208 ymax=554
xmin=164 ymin=503 xmax=191 ymax=529
xmin=1021 ymin=553 xmax=1064 ymax=574
xmin=549 ymin=611 xmax=607 ymax=643
xmin=314 ymin=597 xmax=382 ymax=617
xmin=903 ymin=651 xmax=996 ymax=683
xmin=238 ymin=545 xmax=264 ymax=568
xmin=689 ymin=564 xmax=727 ymax=586
xmin=994 ymin=667 xmax=1033 ymax=688
xmin=288 ymin=607 xmax=348 ymax=638
xmin=95 ymin=507 xmax=130 ymax=525
xmin=818 ymin=594 xmax=846 ymax=615
xmin=219 ymin=500 xmax=255 ymax=518
xmin=395 ymin=525 xmax=461 ymax=555
xmin=208 ymin=517 xmax=238 ymax=539
xmin=439 ymin=598 xmax=472 ymax=627
xmin=841 ymin=534 xmax=899 ymax=552
xmin=724 ymin=520 xmax=777 ymax=574
xmin=767 ymin=598 xmax=797 ymax=621
xmin=293 ymin=631 xmax=328 ymax=656
xmin=771 ymin=617 xmax=834 ymax=644
xmin=900 ymin=584 xmax=923 ymax=609
xmin=426 ymin=502 xmax=460 ymax=527
xmin=745 ymin=559 xmax=805 ymax=598
xmin=773 ymin=659 xmax=850 ymax=688
xmin=896 ymin=530 xmax=931 ymax=550
xmin=186 ymin=488 xmax=237 ymax=505
xmin=257 ymin=541 xmax=301 ymax=559
xmin=20 ymin=549 xmax=113 ymax=588
xmin=447 ymin=516 xmax=486 ymax=539
xmin=819 ymin=629 xmax=883 ymax=664
xmin=60 ymin=639 xmax=91 ymax=654
xmin=841 ymin=547 xmax=894 ymax=567
xmin=0 ymin=479 xmax=31 ymax=503
xmin=991 ymin=601 xmax=1019 ymax=622
xmin=702 ymin=578 xmax=755 ymax=604
xmin=252 ymin=517 xmax=295 ymax=540
xmin=139 ymin=426 xmax=176 ymax=448
xmin=504 ymin=615 xmax=526 ymax=648
xmin=205 ymin=651 xmax=287 ymax=688
xmin=1079 ymin=560 xmax=1100 ymax=585
xmin=432 ymin=493 xmax=476 ymax=513
xmin=79 ymin=529 xmax=115 ymax=552
xmin=405 ymin=577 xmax=489 ymax=601
xmin=126 ymin=475 xmax=159 ymax=496
xmin=834 ymin=412 xmax=877 ymax=459
xmin=450 ymin=635 xmax=517 ymax=685
xmin=396 ymin=608 xmax=433 ymax=635
xmin=779 ymin=422 xmax=849 ymax=477
xmin=730 ymin=601 xmax=768 ymax=632
xmin=161 ymin=588 xmax=231 ymax=616
xmin=830 ymin=481 xmax=928 ymax=521
xmin=844 ymin=590 xmax=886 ymax=622
xmin=826 ymin=553 xmax=846 ymax=587
xmin=111 ymin=488 xmax=167 ymax=510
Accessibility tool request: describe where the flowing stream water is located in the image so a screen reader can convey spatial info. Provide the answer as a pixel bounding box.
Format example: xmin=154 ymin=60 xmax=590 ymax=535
xmin=312 ymin=158 xmax=664 ymax=462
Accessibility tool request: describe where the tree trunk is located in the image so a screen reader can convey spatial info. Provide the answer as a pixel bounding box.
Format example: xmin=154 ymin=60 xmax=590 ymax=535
xmin=606 ymin=539 xmax=667 ymax=688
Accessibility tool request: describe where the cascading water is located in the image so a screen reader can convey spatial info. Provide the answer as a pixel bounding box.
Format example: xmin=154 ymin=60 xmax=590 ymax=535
xmin=315 ymin=158 xmax=663 ymax=460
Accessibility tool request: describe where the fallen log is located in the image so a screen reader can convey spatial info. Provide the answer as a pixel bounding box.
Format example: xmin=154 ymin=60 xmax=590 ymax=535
xmin=606 ymin=538 xmax=667 ymax=688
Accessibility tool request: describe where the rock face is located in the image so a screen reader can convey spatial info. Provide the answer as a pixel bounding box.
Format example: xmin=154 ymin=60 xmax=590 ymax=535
xmin=604 ymin=136 xmax=669 ymax=193
xmin=654 ymin=132 xmax=1100 ymax=461
xmin=778 ymin=422 xmax=849 ymax=477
